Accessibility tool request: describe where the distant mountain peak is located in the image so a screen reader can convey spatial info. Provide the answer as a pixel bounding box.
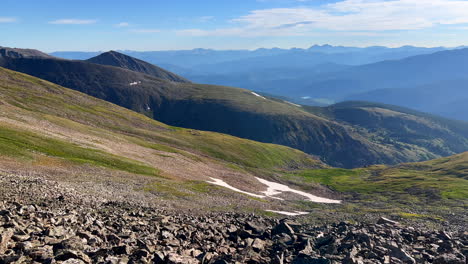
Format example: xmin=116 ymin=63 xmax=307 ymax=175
xmin=87 ymin=51 xmax=190 ymax=83
xmin=106 ymin=50 xmax=120 ymax=55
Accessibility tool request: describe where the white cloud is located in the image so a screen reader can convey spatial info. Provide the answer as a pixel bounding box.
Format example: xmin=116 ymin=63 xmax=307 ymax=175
xmin=116 ymin=22 xmax=129 ymax=27
xmin=178 ymin=0 xmax=468 ymax=37
xmin=49 ymin=19 xmax=97 ymax=25
xmin=130 ymin=29 xmax=161 ymax=33
xmin=0 ymin=17 xmax=16 ymax=23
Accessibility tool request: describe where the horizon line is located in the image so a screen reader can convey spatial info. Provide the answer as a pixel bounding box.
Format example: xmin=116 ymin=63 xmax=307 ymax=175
xmin=42 ymin=44 xmax=466 ymax=53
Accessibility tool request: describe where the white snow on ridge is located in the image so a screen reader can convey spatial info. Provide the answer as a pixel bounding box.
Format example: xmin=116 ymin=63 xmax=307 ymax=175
xmin=285 ymin=101 xmax=302 ymax=107
xmin=129 ymin=81 xmax=142 ymax=86
xmin=266 ymin=210 xmax=309 ymax=216
xmin=251 ymin=92 xmax=266 ymax=100
xmin=255 ymin=177 xmax=341 ymax=204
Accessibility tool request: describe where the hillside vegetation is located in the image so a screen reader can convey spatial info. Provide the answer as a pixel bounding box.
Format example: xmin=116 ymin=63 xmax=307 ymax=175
xmin=0 ymin=66 xmax=320 ymax=168
xmin=283 ymin=152 xmax=467 ymax=225
xmin=0 ymin=67 xmax=466 ymax=224
xmin=1 ymin=49 xmax=468 ymax=168
xmin=288 ymin=152 xmax=468 ymax=200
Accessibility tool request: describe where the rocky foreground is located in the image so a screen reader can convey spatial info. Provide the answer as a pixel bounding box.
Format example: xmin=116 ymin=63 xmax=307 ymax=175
xmin=1 ymin=201 xmax=467 ymax=264
xmin=0 ymin=174 xmax=466 ymax=264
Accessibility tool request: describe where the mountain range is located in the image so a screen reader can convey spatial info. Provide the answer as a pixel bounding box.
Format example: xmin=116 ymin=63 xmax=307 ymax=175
xmin=50 ymin=45 xmax=468 ymax=121
xmin=2 ymin=47 xmax=468 ymax=169
xmin=282 ymin=48 xmax=468 ymax=98
xmin=51 ymin=45 xmax=451 ymax=69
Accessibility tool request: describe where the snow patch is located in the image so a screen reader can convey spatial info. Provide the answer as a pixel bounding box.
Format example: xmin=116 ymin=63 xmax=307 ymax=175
xmin=265 ymin=210 xmax=309 ymax=216
xmin=255 ymin=177 xmax=341 ymax=204
xmin=207 ymin=178 xmax=265 ymax=198
xmin=285 ymin=101 xmax=302 ymax=107
xmin=301 ymin=96 xmax=311 ymax=99
xmin=206 ymin=177 xmax=340 ymax=204
xmin=251 ymin=92 xmax=266 ymax=100
xmin=129 ymin=81 xmax=142 ymax=86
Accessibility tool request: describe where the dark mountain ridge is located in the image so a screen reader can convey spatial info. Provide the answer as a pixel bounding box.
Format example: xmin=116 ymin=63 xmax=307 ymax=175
xmin=0 ymin=46 xmax=54 ymax=59
xmin=87 ymin=51 xmax=190 ymax=83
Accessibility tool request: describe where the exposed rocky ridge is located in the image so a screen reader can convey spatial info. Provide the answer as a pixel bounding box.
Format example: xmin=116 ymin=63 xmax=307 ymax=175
xmin=0 ymin=47 xmax=53 ymax=59
xmin=0 ymin=173 xmax=466 ymax=264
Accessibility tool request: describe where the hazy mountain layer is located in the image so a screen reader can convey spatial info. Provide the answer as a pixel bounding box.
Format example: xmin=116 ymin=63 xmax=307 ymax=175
xmin=50 ymin=45 xmax=450 ymax=69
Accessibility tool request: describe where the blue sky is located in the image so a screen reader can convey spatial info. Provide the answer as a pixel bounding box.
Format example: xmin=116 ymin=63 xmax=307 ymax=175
xmin=2 ymin=0 xmax=468 ymax=52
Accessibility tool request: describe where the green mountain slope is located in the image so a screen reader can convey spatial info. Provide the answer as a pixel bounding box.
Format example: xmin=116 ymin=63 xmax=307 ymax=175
xmin=1 ymin=49 xmax=468 ymax=168
xmin=0 ymin=67 xmax=317 ymax=171
xmin=0 ymin=67 xmax=466 ymax=223
xmin=283 ymin=152 xmax=467 ymax=224
xmin=305 ymin=101 xmax=468 ymax=160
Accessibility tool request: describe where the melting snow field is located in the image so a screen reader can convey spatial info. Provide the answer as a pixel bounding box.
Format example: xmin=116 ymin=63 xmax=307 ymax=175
xmin=265 ymin=210 xmax=309 ymax=216
xmin=285 ymin=101 xmax=302 ymax=107
xmin=251 ymin=92 xmax=266 ymax=100
xmin=207 ymin=178 xmax=265 ymax=198
xmin=207 ymin=177 xmax=341 ymax=216
xmin=207 ymin=177 xmax=340 ymax=205
xmin=255 ymin=177 xmax=341 ymax=204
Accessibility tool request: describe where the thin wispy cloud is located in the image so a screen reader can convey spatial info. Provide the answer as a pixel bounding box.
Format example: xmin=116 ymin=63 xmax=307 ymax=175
xmin=116 ymin=22 xmax=129 ymax=27
xmin=49 ymin=19 xmax=97 ymax=25
xmin=179 ymin=0 xmax=468 ymax=37
xmin=130 ymin=29 xmax=161 ymax=33
xmin=0 ymin=17 xmax=17 ymax=23
xmin=197 ymin=16 xmax=215 ymax=23
xmin=273 ymin=21 xmax=314 ymax=29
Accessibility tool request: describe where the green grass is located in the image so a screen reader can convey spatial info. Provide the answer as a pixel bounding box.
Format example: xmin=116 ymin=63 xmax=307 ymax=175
xmin=258 ymin=210 xmax=282 ymax=217
xmin=287 ymin=163 xmax=468 ymax=201
xmin=287 ymin=168 xmax=369 ymax=192
xmin=398 ymin=212 xmax=444 ymax=221
xmin=172 ymin=129 xmax=320 ymax=169
xmin=0 ymin=126 xmax=159 ymax=176
xmin=0 ymin=67 xmax=320 ymax=173
xmin=142 ymin=180 xmax=217 ymax=198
